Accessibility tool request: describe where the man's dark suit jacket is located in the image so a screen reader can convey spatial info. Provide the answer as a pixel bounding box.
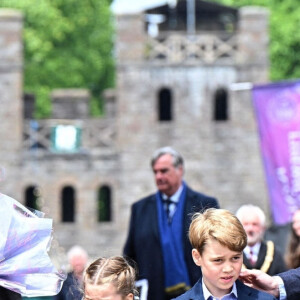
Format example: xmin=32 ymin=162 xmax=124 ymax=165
xmin=243 ymin=241 xmax=287 ymax=275
xmin=0 ymin=287 xmax=21 ymax=300
xmin=279 ymin=267 xmax=300 ymax=300
xmin=173 ymin=279 xmax=277 ymax=300
xmin=54 ymin=271 xmax=82 ymax=300
xmin=123 ymin=185 xmax=219 ymax=300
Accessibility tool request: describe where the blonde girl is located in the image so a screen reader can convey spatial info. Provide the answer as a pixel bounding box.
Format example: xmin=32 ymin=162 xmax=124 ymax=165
xmin=83 ymin=256 xmax=138 ymax=300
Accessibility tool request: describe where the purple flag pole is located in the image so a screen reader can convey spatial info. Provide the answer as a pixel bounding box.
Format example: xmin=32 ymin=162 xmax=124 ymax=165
xmin=253 ymin=80 xmax=300 ymax=224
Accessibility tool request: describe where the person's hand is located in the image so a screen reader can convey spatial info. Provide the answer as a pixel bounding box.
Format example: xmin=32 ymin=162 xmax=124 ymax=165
xmin=239 ymin=269 xmax=280 ymax=297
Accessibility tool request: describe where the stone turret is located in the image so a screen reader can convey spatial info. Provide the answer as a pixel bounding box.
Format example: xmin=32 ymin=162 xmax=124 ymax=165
xmin=115 ymin=3 xmax=270 ymax=217
xmin=237 ymin=6 xmax=269 ymax=82
xmin=114 ymin=13 xmax=146 ymax=63
xmin=0 ymin=9 xmax=23 ymax=162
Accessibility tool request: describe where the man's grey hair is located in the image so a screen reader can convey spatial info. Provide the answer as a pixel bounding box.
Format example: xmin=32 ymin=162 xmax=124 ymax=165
xmin=151 ymin=146 xmax=184 ymax=168
xmin=236 ymin=204 xmax=266 ymax=227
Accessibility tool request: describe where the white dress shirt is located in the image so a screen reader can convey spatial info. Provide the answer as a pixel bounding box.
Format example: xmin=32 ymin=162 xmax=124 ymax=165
xmin=162 ymin=184 xmax=183 ymax=219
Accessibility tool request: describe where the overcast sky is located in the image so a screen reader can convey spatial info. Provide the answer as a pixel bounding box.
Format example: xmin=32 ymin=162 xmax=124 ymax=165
xmin=111 ymin=0 xmax=171 ymax=13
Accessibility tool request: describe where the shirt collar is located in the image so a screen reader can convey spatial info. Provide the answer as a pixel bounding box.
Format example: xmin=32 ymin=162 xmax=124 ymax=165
xmin=161 ymin=184 xmax=183 ymax=203
xmin=244 ymin=242 xmax=261 ymax=257
xmin=202 ymin=278 xmax=237 ymax=300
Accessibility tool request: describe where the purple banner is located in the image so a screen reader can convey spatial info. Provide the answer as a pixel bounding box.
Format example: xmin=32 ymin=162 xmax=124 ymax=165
xmin=253 ymin=80 xmax=300 ymax=225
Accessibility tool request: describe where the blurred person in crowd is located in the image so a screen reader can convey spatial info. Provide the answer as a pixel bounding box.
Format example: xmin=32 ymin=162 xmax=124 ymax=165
xmin=55 ymin=245 xmax=88 ymax=300
xmin=285 ymin=209 xmax=300 ymax=269
xmin=123 ymin=146 xmax=219 ymax=300
xmin=83 ymin=256 xmax=138 ymax=300
xmin=236 ymin=204 xmax=286 ymax=275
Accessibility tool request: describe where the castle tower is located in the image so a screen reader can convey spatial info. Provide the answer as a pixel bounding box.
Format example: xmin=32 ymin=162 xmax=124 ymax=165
xmin=0 ymin=9 xmax=23 ymax=190
xmin=115 ymin=1 xmax=270 ymax=221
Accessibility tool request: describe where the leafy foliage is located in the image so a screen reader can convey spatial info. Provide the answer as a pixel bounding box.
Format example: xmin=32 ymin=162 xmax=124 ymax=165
xmin=214 ymin=0 xmax=300 ymax=81
xmin=0 ymin=0 xmax=114 ymax=117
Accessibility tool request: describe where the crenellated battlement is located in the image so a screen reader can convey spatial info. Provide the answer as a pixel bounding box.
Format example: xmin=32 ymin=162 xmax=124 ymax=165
xmin=115 ymin=5 xmax=269 ymax=68
xmin=145 ymin=32 xmax=238 ymax=64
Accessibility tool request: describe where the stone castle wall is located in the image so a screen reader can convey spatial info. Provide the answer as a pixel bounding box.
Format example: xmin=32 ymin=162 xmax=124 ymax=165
xmin=0 ymin=5 xmax=277 ymax=260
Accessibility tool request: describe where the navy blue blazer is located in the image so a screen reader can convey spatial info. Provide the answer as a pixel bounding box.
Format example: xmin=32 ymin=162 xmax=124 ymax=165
xmin=123 ymin=185 xmax=219 ymax=300
xmin=173 ymin=279 xmax=277 ymax=300
xmin=279 ymin=267 xmax=300 ymax=300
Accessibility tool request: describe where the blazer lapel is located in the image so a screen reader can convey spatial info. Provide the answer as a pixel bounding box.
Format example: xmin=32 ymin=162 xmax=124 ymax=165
xmin=148 ymin=194 xmax=161 ymax=242
xmin=236 ymin=280 xmax=253 ymax=299
xmin=187 ymin=280 xmax=205 ymax=300
xmin=182 ymin=186 xmax=194 ymax=238
xmin=255 ymin=242 xmax=267 ymax=268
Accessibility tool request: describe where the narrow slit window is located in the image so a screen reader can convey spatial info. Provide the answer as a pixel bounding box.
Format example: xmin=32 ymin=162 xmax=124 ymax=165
xmin=158 ymin=88 xmax=172 ymax=121
xmin=62 ymin=186 xmax=75 ymax=222
xmin=98 ymin=185 xmax=112 ymax=222
xmin=214 ymin=88 xmax=228 ymax=121
xmin=25 ymin=185 xmax=40 ymax=211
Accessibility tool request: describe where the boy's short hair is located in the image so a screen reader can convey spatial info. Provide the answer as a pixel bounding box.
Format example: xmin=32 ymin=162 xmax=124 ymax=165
xmin=189 ymin=208 xmax=247 ymax=254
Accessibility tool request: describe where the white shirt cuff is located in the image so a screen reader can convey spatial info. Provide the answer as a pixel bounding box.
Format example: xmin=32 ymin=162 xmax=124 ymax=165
xmin=274 ymin=276 xmax=286 ymax=300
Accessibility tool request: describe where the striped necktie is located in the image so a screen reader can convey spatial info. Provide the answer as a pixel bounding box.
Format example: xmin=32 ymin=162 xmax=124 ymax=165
xmin=249 ymin=249 xmax=256 ymax=266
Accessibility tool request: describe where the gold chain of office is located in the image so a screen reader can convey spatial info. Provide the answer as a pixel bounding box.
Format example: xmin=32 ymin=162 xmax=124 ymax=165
xmin=242 ymin=241 xmax=274 ymax=273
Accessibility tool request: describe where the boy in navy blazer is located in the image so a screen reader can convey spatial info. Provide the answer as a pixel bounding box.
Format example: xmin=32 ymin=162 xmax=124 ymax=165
xmin=173 ymin=209 xmax=276 ymax=300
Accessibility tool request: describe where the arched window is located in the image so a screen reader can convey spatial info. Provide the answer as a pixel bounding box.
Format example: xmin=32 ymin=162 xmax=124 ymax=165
xmin=214 ymin=88 xmax=228 ymax=121
xmin=158 ymin=88 xmax=173 ymax=121
xmin=98 ymin=185 xmax=112 ymax=222
xmin=25 ymin=185 xmax=40 ymax=211
xmin=61 ymin=186 xmax=75 ymax=222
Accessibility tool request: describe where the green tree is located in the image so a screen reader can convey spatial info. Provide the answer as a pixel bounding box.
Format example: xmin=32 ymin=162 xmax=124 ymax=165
xmin=214 ymin=0 xmax=300 ymax=81
xmin=0 ymin=0 xmax=114 ymax=117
